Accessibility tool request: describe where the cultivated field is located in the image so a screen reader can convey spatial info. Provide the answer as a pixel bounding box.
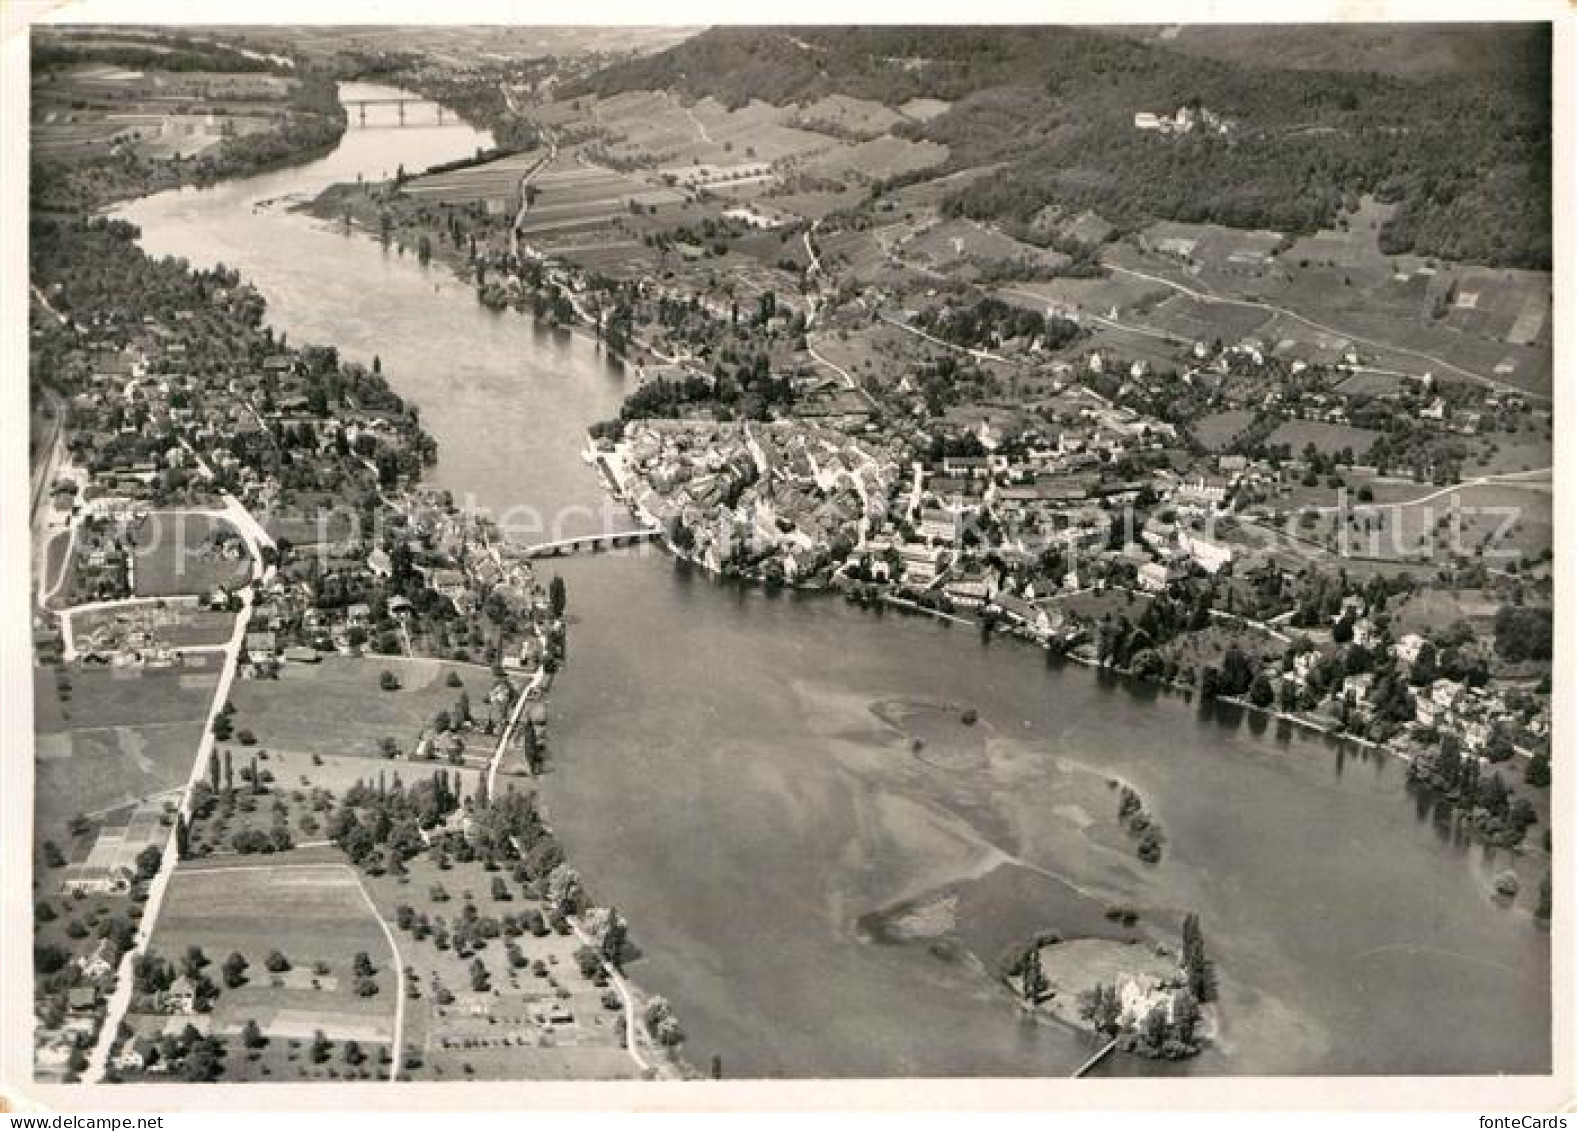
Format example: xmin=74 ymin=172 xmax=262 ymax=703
xmin=402 ymin=149 xmax=549 ymax=207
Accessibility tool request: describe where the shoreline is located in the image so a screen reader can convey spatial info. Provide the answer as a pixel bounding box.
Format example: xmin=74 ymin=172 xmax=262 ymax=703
xmin=42 ymin=100 xmax=683 ymax=1084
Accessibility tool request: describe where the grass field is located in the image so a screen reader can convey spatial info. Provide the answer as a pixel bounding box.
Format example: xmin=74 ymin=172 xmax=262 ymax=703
xmin=150 ymin=859 xmax=397 ymax=1039
xmin=226 ymin=655 xmax=509 ymax=763
xmin=35 ymin=722 xmax=205 ymax=827
xmin=1190 ymin=409 xmax=1258 ymax=451
xmin=1387 ymin=587 xmax=1503 ymax=638
xmin=130 ymin=512 xmax=252 ymax=598
xmin=35 ymin=654 xmax=223 ymax=735
xmin=1265 ymin=419 xmax=1383 ymax=457
xmin=790 ymin=135 xmax=948 ymax=187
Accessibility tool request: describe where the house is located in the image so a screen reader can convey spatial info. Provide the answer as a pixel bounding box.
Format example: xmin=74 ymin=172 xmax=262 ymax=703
xmin=115 ymin=1038 xmax=157 ymax=1073
xmin=1178 ymin=531 xmax=1233 ymax=575
xmin=243 ymin=630 xmax=277 ymax=657
xmin=1394 ymin=633 xmax=1427 ymax=667
xmin=283 ymin=645 xmax=320 ymax=664
xmin=1342 ymin=672 xmax=1375 ymax=706
xmin=367 ymin=547 xmax=393 ymax=579
xmin=943 ymin=573 xmax=993 ymax=609
xmin=161 ymin=975 xmax=198 ymax=1015
xmin=345 ymin=602 xmax=372 ymax=627
xmin=77 ymin=939 xmax=117 ymax=981
xmin=67 ymin=986 xmax=98 ymax=1015
xmin=1137 ymin=561 xmax=1174 ymax=593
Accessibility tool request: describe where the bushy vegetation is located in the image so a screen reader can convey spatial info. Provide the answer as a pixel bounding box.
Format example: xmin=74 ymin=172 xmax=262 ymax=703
xmin=577 ymin=25 xmax=1550 ymax=268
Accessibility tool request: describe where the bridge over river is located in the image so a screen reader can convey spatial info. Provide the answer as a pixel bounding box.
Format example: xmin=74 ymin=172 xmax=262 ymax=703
xmin=522 ymin=527 xmax=663 ymax=559
xmin=344 ymin=96 xmax=447 ymax=128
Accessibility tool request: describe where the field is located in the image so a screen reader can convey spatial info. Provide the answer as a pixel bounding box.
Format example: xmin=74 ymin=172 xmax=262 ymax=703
xmin=788 ymin=135 xmax=948 ymax=187
xmin=995 ymin=273 xmax=1174 ymax=321
xmin=130 ymin=511 xmax=253 ymax=598
xmin=140 ymin=859 xmax=399 ymax=1071
xmin=515 ymin=160 xmax=685 ymax=240
xmin=32 ymin=63 xmax=300 ymax=166
xmin=791 ymin=94 xmax=909 ymax=139
xmin=35 ymin=654 xmax=223 ymax=735
xmin=1298 ymin=480 xmax=1551 ymax=566
xmin=1264 ymin=419 xmax=1383 ymax=457
xmin=226 ymin=654 xmax=511 ymax=764
xmin=902 ymin=219 xmax=1065 ymax=276
xmin=402 ymin=149 xmax=550 ymax=208
xmin=1189 ymin=409 xmax=1257 ymax=452
xmin=1142 ymin=291 xmax=1275 ymax=343
xmin=1387 ymin=587 xmax=1504 ymax=639
xmin=35 ymin=723 xmax=205 ymax=829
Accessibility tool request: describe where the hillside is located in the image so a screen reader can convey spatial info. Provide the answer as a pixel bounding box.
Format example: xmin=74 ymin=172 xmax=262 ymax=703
xmin=1112 ymin=23 xmax=1550 ymax=77
xmin=571 ymin=25 xmax=1551 ymax=269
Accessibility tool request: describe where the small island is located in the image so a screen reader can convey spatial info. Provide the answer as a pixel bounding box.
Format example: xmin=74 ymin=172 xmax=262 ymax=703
xmin=1005 ymin=913 xmax=1215 ymax=1062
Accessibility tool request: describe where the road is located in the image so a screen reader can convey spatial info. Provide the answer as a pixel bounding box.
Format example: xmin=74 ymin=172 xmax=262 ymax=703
xmin=1102 ymin=263 xmax=1546 ymax=401
xmin=1308 ymin=466 xmax=1552 ymax=514
xmin=567 ymin=914 xmax=651 ymax=1076
xmin=85 ymin=497 xmax=270 ymax=1082
xmin=485 ymin=659 xmax=545 ymax=797
xmin=85 ymin=581 xmax=255 ymax=1082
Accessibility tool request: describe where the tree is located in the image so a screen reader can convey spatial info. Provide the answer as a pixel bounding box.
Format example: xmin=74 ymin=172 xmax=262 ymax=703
xmin=1078 ymin=982 xmax=1121 ymax=1035
xmin=222 ymin=951 xmax=248 ymax=989
xmin=241 ymin=1019 xmax=265 ymax=1049
xmin=1525 ymin=750 xmax=1550 ymax=788
xmin=1020 ymin=946 xmax=1048 ymax=1003
xmin=549 ymin=575 xmax=567 ymax=617
xmin=41 ymin=840 xmax=66 ymax=868
xmin=352 ymin=951 xmax=374 ymax=979
xmin=310 ymin=1030 xmax=331 ymax=1064
xmin=264 ymin=950 xmax=290 ymax=973
xmin=1249 ymin=673 xmax=1275 ymax=709
xmin=379 ymin=670 xmax=401 ymax=692
xmin=1181 ymin=913 xmax=1213 ymax=1002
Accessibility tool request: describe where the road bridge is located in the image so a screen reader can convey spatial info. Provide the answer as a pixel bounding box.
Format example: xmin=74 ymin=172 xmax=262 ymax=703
xmin=521 ymin=527 xmax=662 ymax=559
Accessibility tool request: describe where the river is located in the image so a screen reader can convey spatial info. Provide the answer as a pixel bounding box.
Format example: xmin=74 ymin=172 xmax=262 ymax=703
xmin=116 ymin=83 xmax=1551 ymax=1079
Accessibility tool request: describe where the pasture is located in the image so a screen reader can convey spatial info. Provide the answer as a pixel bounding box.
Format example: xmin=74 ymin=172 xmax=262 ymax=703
xmin=792 ymin=94 xmax=908 ymax=139
xmin=150 ymin=859 xmax=398 ymax=1038
xmin=35 ymin=655 xmax=222 ymax=735
xmin=225 ymin=654 xmax=510 ymax=763
xmin=903 ymin=219 xmax=1064 ymax=275
xmin=1190 ymin=409 xmax=1257 ymax=452
xmin=1265 ymin=419 xmax=1382 ymax=458
xmin=35 ymin=722 xmax=204 ymax=828
xmin=789 ymin=135 xmax=948 ymax=187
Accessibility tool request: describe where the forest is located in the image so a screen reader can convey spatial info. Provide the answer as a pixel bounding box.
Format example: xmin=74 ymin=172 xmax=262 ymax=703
xmin=577 ymin=25 xmax=1551 ymax=268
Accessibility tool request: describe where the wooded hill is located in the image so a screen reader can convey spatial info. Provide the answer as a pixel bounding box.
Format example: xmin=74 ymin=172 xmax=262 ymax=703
xmin=570 ymin=25 xmax=1551 ymax=269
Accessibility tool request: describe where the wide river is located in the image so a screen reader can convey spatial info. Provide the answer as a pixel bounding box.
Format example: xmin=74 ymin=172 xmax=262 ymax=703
xmin=118 ymin=84 xmax=1550 ymax=1079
